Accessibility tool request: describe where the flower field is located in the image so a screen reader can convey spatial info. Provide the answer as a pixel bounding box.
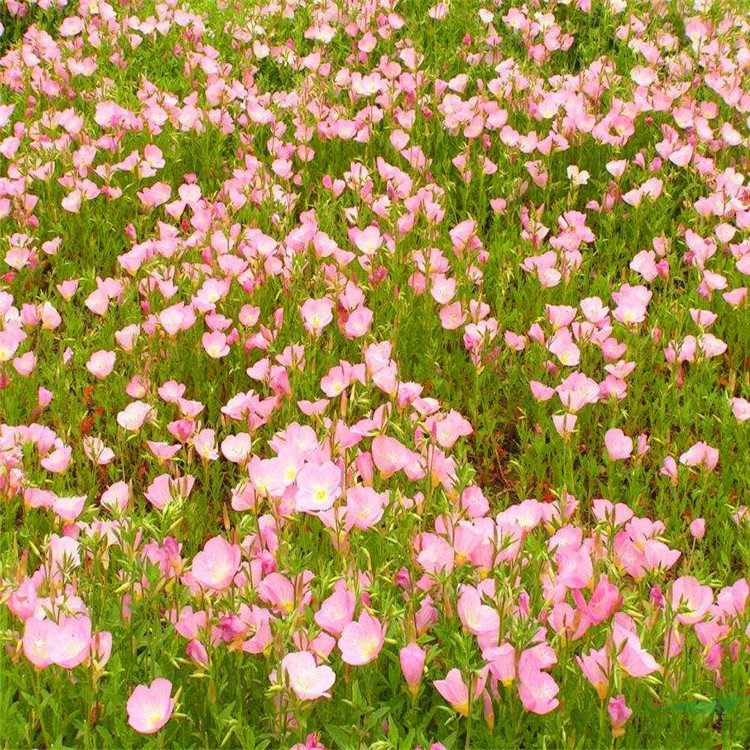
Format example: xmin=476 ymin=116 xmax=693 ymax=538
xmin=0 ymin=0 xmax=749 ymax=747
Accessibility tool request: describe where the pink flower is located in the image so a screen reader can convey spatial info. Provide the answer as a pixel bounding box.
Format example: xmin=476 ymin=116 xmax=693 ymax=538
xmin=202 ymin=331 xmax=230 ymax=358
xmin=290 ymin=734 xmax=328 ymax=750
xmin=690 ymin=518 xmax=706 ymax=539
xmin=556 ymin=372 xmax=599 ymax=413
xmin=85 ymin=350 xmax=116 ymax=379
xmin=630 ymin=250 xmax=658 ymax=282
xmin=457 ymin=586 xmax=499 ymax=642
xmin=314 ymin=581 xmax=355 ymax=636
xmin=117 ymin=400 xmax=156 ymax=431
xmin=592 ymin=499 xmax=634 ymax=527
xmin=126 ymin=678 xmax=174 ymax=734
xmin=257 ymin=572 xmax=296 ymax=615
xmin=679 ymin=441 xmax=719 ymax=472
xmin=83 ymin=436 xmax=115 ymax=466
xmin=57 ymin=279 xmax=79 ymax=300
xmin=573 ymin=576 xmax=622 ymax=626
xmin=300 ymin=297 xmax=334 ymax=336
xmin=191 ymin=536 xmax=241 ymax=591
xmin=698 ymin=333 xmax=726 ymax=358
xmin=670 ymin=576 xmax=713 ymax=625
xmin=137 ymin=182 xmax=171 ymax=209
xmin=339 ymin=612 xmax=386 ymax=666
xmin=186 ymin=640 xmax=209 ymax=667
xmin=371 ymin=435 xmax=410 ymax=477
xmin=52 ymin=616 xmax=93 ymax=669
xmin=613 ymin=616 xmax=661 ymax=677
xmin=40 ymin=442 xmax=72 ymax=473
xmin=23 ymin=616 xmax=92 ymax=670
xmin=159 ymin=303 xmax=195 ymax=335
xmin=606 ymin=159 xmax=627 ymax=178
xmin=517 ymin=668 xmax=560 ymax=715
xmin=101 ymin=481 xmax=130 ymax=512
xmin=193 ymin=429 xmax=219 ymax=461
xmin=349 ymin=225 xmax=382 ymax=255
xmin=91 ymin=631 xmax=112 ymax=670
xmin=529 ymin=380 xmax=555 ymax=401
xmin=220 ymin=433 xmax=252 ymax=464
xmin=0 ymin=329 xmax=24 ymax=363
xmin=484 ymin=642 xmax=516 ymax=686
xmin=716 ymin=579 xmax=749 ymax=619
xmin=14 ymin=351 xmax=37 ymax=376
xmin=608 ymin=695 xmax=633 ymax=738
xmin=399 ymin=643 xmax=426 ymax=696
xmin=611 ymin=284 xmax=652 ymax=325
xmin=23 ymin=617 xmax=58 ymax=669
xmin=576 ymin=647 xmax=610 ymax=700
xmin=604 ymin=428 xmax=633 ymax=461
xmin=240 ymin=606 xmax=273 ymax=653
xmin=343 ymin=306 xmax=373 ymax=339
xmin=730 ymin=397 xmax=750 ymax=422
xmin=281 ymin=651 xmax=335 ymax=701
xmin=38 ymin=387 xmax=54 ymax=407
xmin=548 ymin=328 xmax=580 ymax=367
xmin=52 ymin=494 xmax=86 ymax=524
xmin=519 ymin=642 xmax=557 ymax=674
xmin=416 ymin=533 xmax=455 ymax=575
xmin=144 ymin=474 xmax=195 ymax=510
xmin=345 ymin=486 xmax=388 ymax=530
xmin=295 ymin=461 xmax=342 ymax=513
xmin=115 ymin=324 xmax=140 ymax=352
xmin=552 ymin=412 xmax=577 ymax=438
xmin=578 ymin=297 xmax=608 ymax=325
xmin=440 ymin=301 xmax=466 ymax=330
xmin=433 ymin=669 xmax=470 ymax=716
xmin=660 ymin=455 xmax=678 ymax=482
xmin=432 ymin=410 xmax=472 ymax=449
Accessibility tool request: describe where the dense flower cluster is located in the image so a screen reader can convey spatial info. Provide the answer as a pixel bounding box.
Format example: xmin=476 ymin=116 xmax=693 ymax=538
xmin=0 ymin=0 xmax=749 ymax=747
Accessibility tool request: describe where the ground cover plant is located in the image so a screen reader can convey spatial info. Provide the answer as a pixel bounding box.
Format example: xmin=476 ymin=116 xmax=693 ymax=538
xmin=0 ymin=0 xmax=749 ymax=747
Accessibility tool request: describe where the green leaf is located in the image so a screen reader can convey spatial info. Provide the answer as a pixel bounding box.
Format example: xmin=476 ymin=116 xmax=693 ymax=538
xmin=325 ymin=724 xmax=358 ymax=750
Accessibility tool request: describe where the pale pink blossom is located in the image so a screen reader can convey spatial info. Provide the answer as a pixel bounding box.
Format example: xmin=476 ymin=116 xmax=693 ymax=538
xmin=339 ymin=612 xmax=386 ymax=666
xmin=604 ymin=428 xmax=633 ymax=461
xmin=281 ymin=651 xmax=335 ymax=701
xmin=191 ymin=536 xmax=241 ymax=591
xmin=399 ymin=643 xmax=426 ymax=696
xmin=126 ymin=678 xmax=174 ymax=734
xmin=86 ymin=350 xmax=116 ymax=379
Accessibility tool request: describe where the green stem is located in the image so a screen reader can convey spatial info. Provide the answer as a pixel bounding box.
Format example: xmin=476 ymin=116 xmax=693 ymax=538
xmin=32 ymin=669 xmax=52 ymax=748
